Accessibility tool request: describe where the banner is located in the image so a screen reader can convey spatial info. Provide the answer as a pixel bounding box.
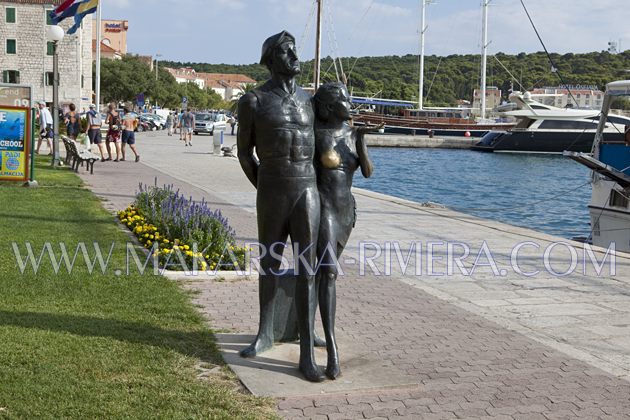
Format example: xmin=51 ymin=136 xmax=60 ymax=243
xmin=0 ymin=106 xmax=30 ymax=182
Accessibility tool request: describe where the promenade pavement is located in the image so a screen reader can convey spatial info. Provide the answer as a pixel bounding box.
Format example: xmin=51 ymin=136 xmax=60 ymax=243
xmin=78 ymin=130 xmax=630 ymax=419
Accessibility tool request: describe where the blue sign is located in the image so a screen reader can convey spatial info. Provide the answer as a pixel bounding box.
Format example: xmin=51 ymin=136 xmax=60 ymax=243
xmin=136 ymin=93 xmax=145 ymax=107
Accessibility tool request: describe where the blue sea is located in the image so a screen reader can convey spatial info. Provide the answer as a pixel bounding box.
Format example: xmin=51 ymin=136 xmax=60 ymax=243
xmin=353 ymin=148 xmax=592 ymax=239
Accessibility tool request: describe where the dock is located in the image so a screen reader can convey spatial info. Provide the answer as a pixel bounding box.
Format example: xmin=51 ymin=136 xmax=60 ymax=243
xmin=365 ymin=133 xmax=477 ymax=149
xmin=81 ymin=131 xmax=630 ymax=419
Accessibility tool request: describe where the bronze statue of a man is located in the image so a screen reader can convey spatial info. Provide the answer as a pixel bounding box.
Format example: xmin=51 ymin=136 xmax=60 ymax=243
xmin=237 ymin=31 xmax=324 ymax=382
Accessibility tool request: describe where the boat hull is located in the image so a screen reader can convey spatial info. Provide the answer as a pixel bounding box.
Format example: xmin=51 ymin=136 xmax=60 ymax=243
xmin=589 ymin=205 xmax=630 ymax=253
xmin=472 ymin=130 xmax=624 ymax=154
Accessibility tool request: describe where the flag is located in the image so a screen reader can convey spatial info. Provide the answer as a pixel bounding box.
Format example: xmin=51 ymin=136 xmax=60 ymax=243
xmin=66 ymin=0 xmax=99 ymax=35
xmin=49 ymin=0 xmax=79 ymax=25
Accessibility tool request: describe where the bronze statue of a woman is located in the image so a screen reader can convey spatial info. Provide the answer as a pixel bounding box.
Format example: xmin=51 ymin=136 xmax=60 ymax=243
xmin=313 ymin=82 xmax=380 ymax=379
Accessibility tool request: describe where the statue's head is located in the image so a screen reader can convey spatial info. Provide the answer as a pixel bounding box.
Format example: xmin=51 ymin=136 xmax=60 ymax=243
xmin=260 ymin=31 xmax=300 ymax=76
xmin=314 ymin=82 xmax=351 ymax=122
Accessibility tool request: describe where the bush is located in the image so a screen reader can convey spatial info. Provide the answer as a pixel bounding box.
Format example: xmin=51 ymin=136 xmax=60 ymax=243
xmin=118 ymin=183 xmax=247 ymax=271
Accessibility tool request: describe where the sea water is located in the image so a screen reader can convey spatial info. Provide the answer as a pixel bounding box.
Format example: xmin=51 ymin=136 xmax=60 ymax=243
xmin=353 ymin=148 xmax=592 ymax=239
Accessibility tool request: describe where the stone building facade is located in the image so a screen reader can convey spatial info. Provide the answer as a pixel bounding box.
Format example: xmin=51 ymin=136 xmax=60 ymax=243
xmin=0 ymin=0 xmax=93 ymax=110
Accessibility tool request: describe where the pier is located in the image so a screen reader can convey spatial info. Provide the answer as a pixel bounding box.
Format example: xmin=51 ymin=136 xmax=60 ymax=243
xmin=82 ymin=131 xmax=630 ymax=418
xmin=365 ymin=134 xmax=476 ymax=149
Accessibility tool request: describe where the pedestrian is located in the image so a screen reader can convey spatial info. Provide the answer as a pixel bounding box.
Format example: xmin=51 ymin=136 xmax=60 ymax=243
xmin=85 ymin=104 xmax=108 ymax=161
xmin=181 ymin=108 xmax=195 ymax=146
xmin=166 ymin=112 xmax=174 ymax=136
xmin=178 ymin=109 xmax=185 ymax=141
xmin=35 ymin=101 xmax=53 ymax=154
xmin=105 ymin=103 xmax=122 ymax=161
xmin=121 ymin=106 xmax=140 ymax=162
xmin=63 ymin=103 xmax=80 ymax=140
xmin=229 ymin=114 xmax=237 ymax=135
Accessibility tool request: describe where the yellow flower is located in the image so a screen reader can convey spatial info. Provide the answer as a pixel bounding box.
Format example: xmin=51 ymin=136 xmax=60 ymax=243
xmin=163 ymin=239 xmax=169 ymax=244
xmin=149 ymin=235 xmax=154 ymax=240
xmin=186 ymin=250 xmax=193 ymax=257
xmin=183 ymin=245 xmax=190 ymax=250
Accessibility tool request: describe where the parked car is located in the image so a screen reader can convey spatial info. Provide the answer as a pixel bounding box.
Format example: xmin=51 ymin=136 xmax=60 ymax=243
xmin=193 ymin=112 xmax=227 ymax=135
xmin=139 ymin=115 xmax=159 ymax=131
xmin=141 ymin=113 xmax=166 ymax=130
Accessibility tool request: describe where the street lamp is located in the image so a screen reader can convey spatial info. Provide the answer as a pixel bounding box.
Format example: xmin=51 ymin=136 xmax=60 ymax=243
xmin=46 ymin=25 xmax=64 ymax=167
xmin=155 ymin=53 xmax=162 ymax=81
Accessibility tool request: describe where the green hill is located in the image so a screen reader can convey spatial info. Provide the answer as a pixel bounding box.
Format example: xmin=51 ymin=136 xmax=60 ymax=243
xmin=163 ymin=50 xmax=630 ymax=107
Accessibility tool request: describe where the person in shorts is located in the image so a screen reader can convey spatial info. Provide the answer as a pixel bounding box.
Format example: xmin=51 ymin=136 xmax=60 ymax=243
xmin=85 ymin=103 xmax=107 ymax=161
xmin=181 ymin=108 xmax=195 ymax=146
xmin=105 ymin=103 xmax=122 ymax=161
xmin=121 ymin=107 xmax=140 ymax=162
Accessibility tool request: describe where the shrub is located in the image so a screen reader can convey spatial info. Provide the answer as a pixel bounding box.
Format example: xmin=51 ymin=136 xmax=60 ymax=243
xmin=118 ymin=183 xmax=247 ymax=271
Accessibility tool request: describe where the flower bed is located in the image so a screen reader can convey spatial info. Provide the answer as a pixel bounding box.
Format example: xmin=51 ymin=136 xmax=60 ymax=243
xmin=118 ymin=183 xmax=248 ymax=271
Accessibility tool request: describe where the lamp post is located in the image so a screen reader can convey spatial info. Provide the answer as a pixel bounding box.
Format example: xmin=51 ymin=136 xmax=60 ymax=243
xmin=155 ymin=53 xmax=162 ymax=81
xmin=46 ymin=25 xmax=64 ymax=167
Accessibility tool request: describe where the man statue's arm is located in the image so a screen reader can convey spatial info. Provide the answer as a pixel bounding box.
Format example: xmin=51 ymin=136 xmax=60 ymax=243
xmin=237 ymin=92 xmax=259 ymax=188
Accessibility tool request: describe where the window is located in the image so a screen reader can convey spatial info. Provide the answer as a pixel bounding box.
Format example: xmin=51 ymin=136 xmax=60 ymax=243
xmin=46 ymin=10 xmax=53 ymax=25
xmin=2 ymin=70 xmax=20 ymax=84
xmin=45 ymin=72 xmax=54 ymax=86
xmin=609 ymin=190 xmax=629 ymax=208
xmin=6 ymin=39 xmax=16 ymax=54
xmin=47 ymin=41 xmax=54 ymax=56
xmin=6 ymin=7 xmax=16 ymax=23
xmin=538 ymin=120 xmax=598 ymax=130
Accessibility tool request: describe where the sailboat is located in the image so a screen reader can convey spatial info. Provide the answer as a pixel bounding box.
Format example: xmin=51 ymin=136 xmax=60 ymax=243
xmin=349 ymin=0 xmax=515 ymax=137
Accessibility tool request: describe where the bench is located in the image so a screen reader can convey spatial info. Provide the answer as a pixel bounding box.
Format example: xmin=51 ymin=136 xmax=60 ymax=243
xmin=61 ymin=136 xmax=99 ymax=174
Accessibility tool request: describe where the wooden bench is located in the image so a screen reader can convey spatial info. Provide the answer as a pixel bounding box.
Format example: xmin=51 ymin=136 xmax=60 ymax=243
xmin=61 ymin=136 xmax=99 ymax=174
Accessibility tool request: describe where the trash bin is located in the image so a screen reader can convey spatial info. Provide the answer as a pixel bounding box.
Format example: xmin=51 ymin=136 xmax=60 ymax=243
xmin=212 ymin=130 xmax=224 ymax=155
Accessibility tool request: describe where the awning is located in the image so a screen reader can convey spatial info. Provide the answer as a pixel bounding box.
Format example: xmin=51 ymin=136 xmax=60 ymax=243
xmin=564 ymin=151 xmax=630 ymax=188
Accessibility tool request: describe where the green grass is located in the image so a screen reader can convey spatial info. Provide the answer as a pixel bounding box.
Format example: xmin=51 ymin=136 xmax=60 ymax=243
xmin=0 ymin=156 xmax=275 ymax=419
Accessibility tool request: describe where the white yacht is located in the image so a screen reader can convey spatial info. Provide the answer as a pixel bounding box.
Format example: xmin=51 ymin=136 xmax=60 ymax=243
xmin=473 ymin=91 xmax=630 ymax=153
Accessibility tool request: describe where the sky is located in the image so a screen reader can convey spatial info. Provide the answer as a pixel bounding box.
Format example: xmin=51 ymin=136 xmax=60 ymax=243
xmin=99 ymin=0 xmax=629 ymax=64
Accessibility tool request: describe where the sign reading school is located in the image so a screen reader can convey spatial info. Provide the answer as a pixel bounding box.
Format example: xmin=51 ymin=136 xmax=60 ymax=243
xmin=0 ymin=105 xmax=31 ymax=182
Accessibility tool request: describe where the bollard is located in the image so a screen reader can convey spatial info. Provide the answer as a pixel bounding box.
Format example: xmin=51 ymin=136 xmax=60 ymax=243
xmin=213 ymin=130 xmax=224 ymax=155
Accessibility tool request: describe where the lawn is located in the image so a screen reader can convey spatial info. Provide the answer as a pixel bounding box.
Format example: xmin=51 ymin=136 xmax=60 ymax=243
xmin=0 ymin=157 xmax=275 ymax=419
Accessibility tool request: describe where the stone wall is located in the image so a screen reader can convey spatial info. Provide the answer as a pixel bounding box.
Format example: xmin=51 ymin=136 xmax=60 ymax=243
xmin=0 ymin=2 xmax=93 ymax=110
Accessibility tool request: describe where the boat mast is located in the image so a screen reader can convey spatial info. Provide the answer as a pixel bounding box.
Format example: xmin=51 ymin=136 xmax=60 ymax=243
xmin=480 ymin=0 xmax=489 ymax=119
xmin=314 ymin=0 xmax=323 ymax=90
xmin=419 ymin=0 xmax=427 ymax=110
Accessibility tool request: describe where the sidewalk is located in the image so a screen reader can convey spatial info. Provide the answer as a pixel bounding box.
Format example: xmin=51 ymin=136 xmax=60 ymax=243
xmin=79 ymin=131 xmax=630 ymax=419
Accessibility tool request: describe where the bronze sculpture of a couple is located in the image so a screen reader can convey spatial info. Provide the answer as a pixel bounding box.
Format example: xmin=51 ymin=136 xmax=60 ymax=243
xmin=237 ymin=31 xmax=379 ymax=382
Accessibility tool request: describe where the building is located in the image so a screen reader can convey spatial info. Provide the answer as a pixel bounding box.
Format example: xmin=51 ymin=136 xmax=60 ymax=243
xmin=201 ymin=73 xmax=256 ymax=101
xmin=165 ymin=67 xmax=205 ymax=89
xmin=530 ymin=86 xmax=604 ymax=109
xmin=92 ymin=40 xmax=121 ymax=60
xmin=472 ymin=86 xmax=502 ymax=116
xmin=0 ymin=0 xmax=93 ymax=110
xmin=165 ymin=67 xmax=256 ymax=100
xmin=92 ymin=18 xmax=127 ymax=55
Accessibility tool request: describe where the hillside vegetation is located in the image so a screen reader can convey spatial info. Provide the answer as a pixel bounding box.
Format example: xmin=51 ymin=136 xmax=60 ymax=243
xmin=162 ymin=50 xmax=630 ymax=107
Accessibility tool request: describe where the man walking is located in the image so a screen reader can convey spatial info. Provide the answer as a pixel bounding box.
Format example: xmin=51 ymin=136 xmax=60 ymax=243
xmin=181 ymin=108 xmax=195 ymax=146
xmin=237 ymin=31 xmax=323 ymax=382
xmin=85 ymin=104 xmax=108 ymax=161
xmin=35 ymin=101 xmax=53 ymax=155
